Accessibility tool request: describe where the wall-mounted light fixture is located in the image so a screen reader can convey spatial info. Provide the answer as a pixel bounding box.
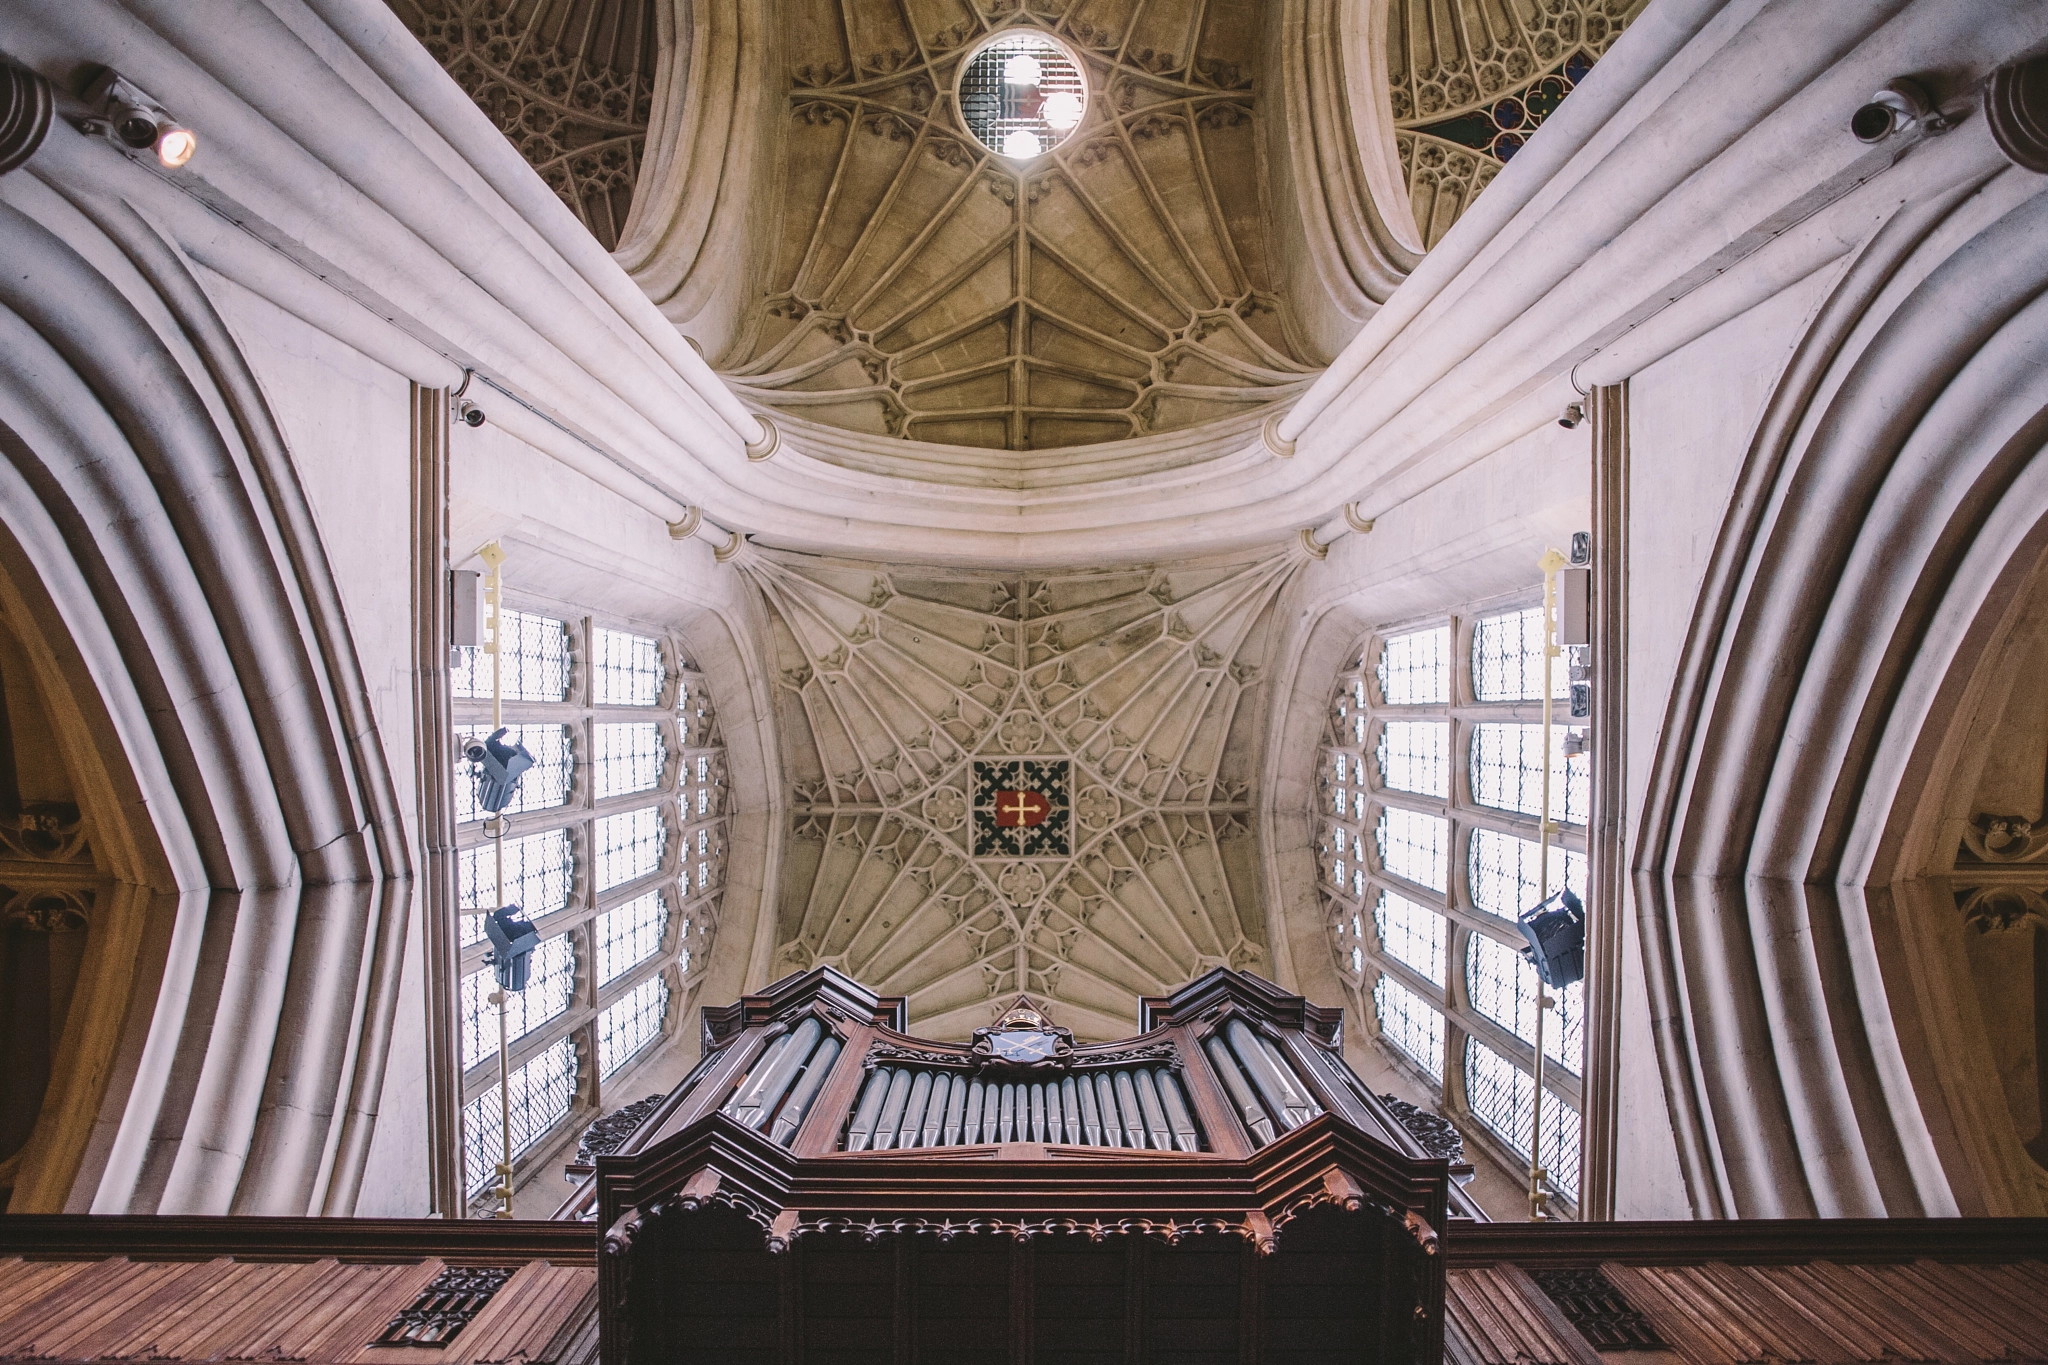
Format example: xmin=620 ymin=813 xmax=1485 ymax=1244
xmin=81 ymin=68 xmax=197 ymax=167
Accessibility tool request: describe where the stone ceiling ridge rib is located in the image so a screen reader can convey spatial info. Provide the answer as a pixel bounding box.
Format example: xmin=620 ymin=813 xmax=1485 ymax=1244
xmin=749 ymin=548 xmax=1299 ymax=1041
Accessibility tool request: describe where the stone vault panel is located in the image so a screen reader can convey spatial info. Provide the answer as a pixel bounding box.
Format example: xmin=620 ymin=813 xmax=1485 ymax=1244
xmin=722 ymin=0 xmax=1316 ymax=450
xmin=743 ymin=550 xmax=1299 ymax=1039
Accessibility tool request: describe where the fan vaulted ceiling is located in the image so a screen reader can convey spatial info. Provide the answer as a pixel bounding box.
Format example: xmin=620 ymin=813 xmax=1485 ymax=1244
xmin=721 ymin=0 xmax=1316 ymax=450
xmin=746 ymin=550 xmax=1298 ymax=1040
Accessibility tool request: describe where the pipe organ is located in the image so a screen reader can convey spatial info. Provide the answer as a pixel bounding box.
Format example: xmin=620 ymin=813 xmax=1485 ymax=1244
xmin=568 ymin=967 xmax=1466 ymax=1364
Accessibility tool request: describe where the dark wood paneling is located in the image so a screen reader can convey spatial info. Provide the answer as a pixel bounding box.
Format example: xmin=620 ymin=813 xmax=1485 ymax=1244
xmin=0 ymin=1214 xmax=597 ymax=1264
xmin=1446 ymin=1216 xmax=2048 ymax=1267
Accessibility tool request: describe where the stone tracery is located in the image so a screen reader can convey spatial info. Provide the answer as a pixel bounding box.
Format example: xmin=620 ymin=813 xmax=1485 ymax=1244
xmin=746 ymin=549 xmax=1296 ymax=1038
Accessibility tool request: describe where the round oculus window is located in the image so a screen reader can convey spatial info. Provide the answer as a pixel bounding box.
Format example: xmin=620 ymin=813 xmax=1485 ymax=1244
xmin=956 ymin=32 xmax=1087 ymax=160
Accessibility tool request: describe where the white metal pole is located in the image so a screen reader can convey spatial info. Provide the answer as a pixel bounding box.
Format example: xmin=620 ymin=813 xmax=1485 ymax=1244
xmin=479 ymin=541 xmax=513 ymax=1219
xmin=1531 ymin=547 xmax=1566 ymax=1220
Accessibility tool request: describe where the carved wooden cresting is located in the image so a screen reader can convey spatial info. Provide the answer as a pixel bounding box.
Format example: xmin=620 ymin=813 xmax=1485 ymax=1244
xmin=572 ymin=967 xmax=1461 ymax=1364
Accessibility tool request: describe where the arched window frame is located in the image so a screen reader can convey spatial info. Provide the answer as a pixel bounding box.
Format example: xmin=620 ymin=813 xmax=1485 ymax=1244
xmin=450 ymin=601 xmax=729 ymax=1207
xmin=1318 ymin=600 xmax=1590 ymax=1212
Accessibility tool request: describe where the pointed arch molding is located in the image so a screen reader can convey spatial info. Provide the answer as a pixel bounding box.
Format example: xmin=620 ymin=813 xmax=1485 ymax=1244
xmin=0 ymin=188 xmax=412 ymax=1215
xmin=743 ymin=548 xmax=1302 ymax=1040
xmin=1633 ymin=144 xmax=2048 ymax=1221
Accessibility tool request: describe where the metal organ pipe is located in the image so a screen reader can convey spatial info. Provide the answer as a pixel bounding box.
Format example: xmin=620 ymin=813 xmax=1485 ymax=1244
xmin=769 ymin=1034 xmax=841 ymax=1146
xmin=898 ymin=1070 xmax=934 ymax=1149
xmin=1224 ymin=1019 xmax=1319 ymax=1131
xmin=833 ymin=1059 xmax=1209 ymax=1153
xmin=1155 ymin=1070 xmax=1201 ymax=1152
xmin=941 ymin=1074 xmax=966 ymax=1145
xmin=846 ymin=1067 xmax=891 ymax=1151
xmin=1205 ymin=1036 xmax=1276 ymax=1145
xmin=873 ymin=1069 xmax=913 ymax=1150
xmin=731 ymin=1017 xmax=825 ymax=1132
xmin=1133 ymin=1070 xmax=1172 ymax=1150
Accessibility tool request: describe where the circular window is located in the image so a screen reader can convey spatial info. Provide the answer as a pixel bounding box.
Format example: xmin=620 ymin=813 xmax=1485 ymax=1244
xmin=956 ymin=32 xmax=1087 ymax=160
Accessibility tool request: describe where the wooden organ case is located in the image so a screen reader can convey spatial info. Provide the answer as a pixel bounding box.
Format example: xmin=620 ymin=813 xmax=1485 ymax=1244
xmin=571 ymin=968 xmax=1460 ymax=1364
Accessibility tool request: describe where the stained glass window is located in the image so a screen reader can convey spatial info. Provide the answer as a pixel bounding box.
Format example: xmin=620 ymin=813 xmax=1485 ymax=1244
xmin=454 ymin=724 xmax=573 ymax=823
xmin=462 ymin=1036 xmax=578 ymax=1196
xmin=596 ymin=806 xmax=665 ymax=892
xmin=453 ymin=610 xmax=571 ymax=702
xmin=458 ymin=829 xmax=573 ymax=947
xmin=1376 ymin=890 xmax=1447 ymax=987
xmin=1464 ymin=1038 xmax=1581 ymax=1200
xmin=593 ymin=722 xmax=665 ymax=801
xmin=1374 ymin=974 xmax=1445 ymax=1082
xmin=459 ymin=935 xmax=575 ymax=1069
xmin=1378 ymin=720 xmax=1450 ymax=798
xmin=1376 ymin=807 xmax=1449 ymax=892
xmin=599 ymin=974 xmax=669 ymax=1077
xmin=596 ymin=890 xmax=667 ymax=985
xmin=1376 ymin=625 xmax=1452 ymax=705
xmin=592 ymin=628 xmax=664 ymax=707
xmin=1470 ymin=723 xmax=1588 ymax=824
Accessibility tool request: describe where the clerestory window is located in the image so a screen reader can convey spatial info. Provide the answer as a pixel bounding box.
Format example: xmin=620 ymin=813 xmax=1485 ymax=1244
xmin=1321 ymin=606 xmax=1588 ymax=1210
xmin=451 ymin=608 xmax=728 ymax=1205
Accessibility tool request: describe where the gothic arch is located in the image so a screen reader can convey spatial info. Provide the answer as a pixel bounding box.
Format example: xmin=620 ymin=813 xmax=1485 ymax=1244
xmin=1633 ymin=122 xmax=2048 ymax=1219
xmin=0 ymin=168 xmax=412 ymax=1214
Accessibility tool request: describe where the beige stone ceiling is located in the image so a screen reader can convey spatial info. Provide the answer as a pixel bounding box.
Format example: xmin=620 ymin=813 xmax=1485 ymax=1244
xmin=387 ymin=0 xmax=656 ymax=249
xmin=743 ymin=549 xmax=1299 ymax=1039
xmin=718 ymin=0 xmax=1317 ymax=450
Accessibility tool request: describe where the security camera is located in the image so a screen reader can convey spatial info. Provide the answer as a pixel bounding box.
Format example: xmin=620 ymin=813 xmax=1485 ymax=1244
xmin=1558 ymin=402 xmax=1583 ymax=430
xmin=463 ymin=727 xmax=534 ymax=813
xmin=1852 ymin=77 xmax=1935 ymax=143
xmin=455 ymin=398 xmax=486 ymax=428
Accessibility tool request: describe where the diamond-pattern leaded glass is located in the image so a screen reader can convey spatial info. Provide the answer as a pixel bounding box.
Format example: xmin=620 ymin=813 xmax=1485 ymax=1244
xmin=1374 ymin=974 xmax=1445 ymax=1081
xmin=1464 ymin=1038 xmax=1580 ymax=1200
xmin=1325 ymin=600 xmax=1593 ymax=1213
xmin=1470 ymin=723 xmax=1588 ymax=824
xmin=458 ymin=829 xmax=573 ymax=946
xmin=1376 ymin=807 xmax=1449 ymax=892
xmin=453 ymin=610 xmax=571 ymax=702
xmin=596 ymin=805 xmax=665 ymax=892
xmin=1377 ymin=720 xmax=1450 ymax=798
xmin=1468 ymin=828 xmax=1587 ymax=921
xmin=462 ymin=1036 xmax=578 ymax=1196
xmin=459 ymin=934 xmax=575 ymax=1069
xmin=594 ymin=722 xmax=665 ymax=801
xmin=596 ymin=890 xmax=667 ymax=985
xmin=1376 ymin=890 xmax=1447 ymax=987
xmin=1472 ymin=607 xmax=1568 ymax=702
xmin=454 ymin=724 xmax=573 ymax=823
xmin=449 ymin=612 xmax=728 ymax=1210
xmin=598 ymin=974 xmax=668 ymax=1077
xmin=1376 ymin=626 xmax=1452 ymax=705
xmin=593 ymin=628 xmax=664 ymax=706
xmin=1466 ymin=932 xmax=1585 ymax=1072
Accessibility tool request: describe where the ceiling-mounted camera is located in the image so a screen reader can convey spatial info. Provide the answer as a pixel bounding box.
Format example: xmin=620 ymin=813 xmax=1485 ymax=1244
xmin=1558 ymin=402 xmax=1583 ymax=430
xmin=81 ymin=69 xmax=197 ymax=167
xmin=455 ymin=398 xmax=486 ymax=428
xmin=1852 ymin=77 xmax=1937 ymax=143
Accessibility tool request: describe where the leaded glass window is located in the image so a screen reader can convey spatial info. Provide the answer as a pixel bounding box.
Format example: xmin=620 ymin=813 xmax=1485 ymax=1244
xmin=1376 ymin=625 xmax=1452 ymax=705
xmin=461 ymin=1037 xmax=578 ymax=1197
xmin=595 ymin=890 xmax=667 ymax=985
xmin=1377 ymin=807 xmax=1449 ymax=892
xmin=454 ymin=724 xmax=574 ymax=823
xmin=598 ymin=974 xmax=668 ymax=1077
xmin=450 ymin=608 xmax=728 ymax=1211
xmin=593 ymin=722 xmax=665 ymax=801
xmin=1320 ymin=601 xmax=1591 ymax=1214
xmin=1373 ymin=974 xmax=1446 ymax=1082
xmin=459 ymin=935 xmax=575 ymax=1069
xmin=1470 ymin=723 xmax=1588 ymax=824
xmin=596 ymin=805 xmax=665 ymax=892
xmin=592 ymin=627 xmax=664 ymax=706
xmin=458 ymin=829 xmax=573 ymax=946
xmin=1376 ymin=890 xmax=1447 ymax=987
xmin=1377 ymin=720 xmax=1450 ymax=798
xmin=452 ymin=610 xmax=571 ymax=702
xmin=1464 ymin=1038 xmax=1581 ymax=1201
